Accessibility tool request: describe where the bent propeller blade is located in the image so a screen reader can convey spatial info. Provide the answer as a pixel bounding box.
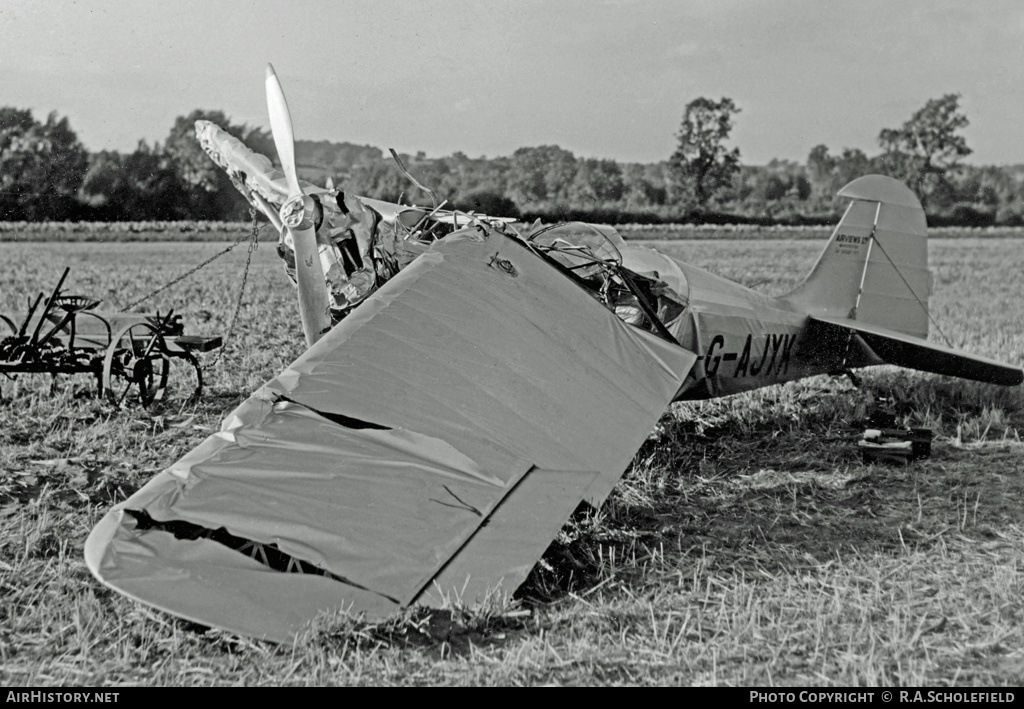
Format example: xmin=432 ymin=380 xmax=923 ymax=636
xmin=291 ymin=220 xmax=332 ymax=347
xmin=265 ymin=63 xmax=302 ymax=199
xmin=265 ymin=63 xmax=332 ymax=346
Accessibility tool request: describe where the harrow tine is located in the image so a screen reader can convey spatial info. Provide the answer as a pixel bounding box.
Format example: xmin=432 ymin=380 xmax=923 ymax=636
xmin=29 ymin=267 xmax=71 ymax=345
xmin=18 ymin=293 xmax=44 ymax=338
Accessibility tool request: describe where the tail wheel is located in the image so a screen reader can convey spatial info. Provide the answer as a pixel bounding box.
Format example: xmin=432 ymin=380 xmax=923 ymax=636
xmin=102 ymin=323 xmax=170 ymax=407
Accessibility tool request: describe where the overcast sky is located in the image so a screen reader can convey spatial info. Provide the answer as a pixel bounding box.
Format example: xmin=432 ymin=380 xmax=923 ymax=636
xmin=2 ymin=0 xmax=1022 ymax=166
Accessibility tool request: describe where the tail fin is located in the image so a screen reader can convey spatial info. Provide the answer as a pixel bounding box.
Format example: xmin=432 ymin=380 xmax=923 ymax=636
xmin=785 ymin=175 xmax=931 ymax=338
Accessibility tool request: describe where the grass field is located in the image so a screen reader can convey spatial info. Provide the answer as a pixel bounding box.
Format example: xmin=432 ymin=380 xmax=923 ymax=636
xmin=1 ymin=233 xmax=1022 ymax=686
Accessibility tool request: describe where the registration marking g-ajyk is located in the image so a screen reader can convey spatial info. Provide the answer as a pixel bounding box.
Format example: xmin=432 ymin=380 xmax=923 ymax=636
xmin=700 ymin=332 xmax=798 ymax=379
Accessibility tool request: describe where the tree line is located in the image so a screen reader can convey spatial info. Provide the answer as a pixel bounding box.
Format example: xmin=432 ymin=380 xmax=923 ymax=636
xmin=2 ymin=96 xmax=1022 ymax=226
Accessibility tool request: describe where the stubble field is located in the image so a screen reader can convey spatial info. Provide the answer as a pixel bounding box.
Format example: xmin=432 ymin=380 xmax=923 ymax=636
xmin=1 ymin=231 xmax=1022 ymax=686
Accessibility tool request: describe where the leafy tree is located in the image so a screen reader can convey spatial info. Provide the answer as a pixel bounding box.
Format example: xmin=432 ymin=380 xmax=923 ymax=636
xmin=621 ymin=163 xmax=668 ymax=208
xmin=669 ymin=97 xmax=741 ymax=211
xmin=0 ymin=108 xmax=88 ymax=220
xmin=347 ymin=157 xmax=408 ymax=203
xmin=954 ymin=165 xmax=1016 ymax=207
xmin=755 ymin=172 xmax=788 ymax=201
xmin=455 ymin=190 xmax=519 ymax=218
xmin=506 ymin=146 xmax=577 ymax=207
xmin=441 ymin=152 xmax=510 ymax=201
xmin=792 ymin=173 xmax=812 ymax=201
xmin=295 ymin=139 xmax=383 ymax=175
xmin=567 ymin=158 xmax=624 ymax=205
xmin=875 ymin=94 xmax=971 ymax=205
xmin=79 ymin=143 xmax=191 ymax=220
xmin=834 ymin=149 xmax=871 ymax=189
xmin=806 ymin=144 xmax=836 ymax=200
xmin=805 ymin=146 xmax=871 ymax=208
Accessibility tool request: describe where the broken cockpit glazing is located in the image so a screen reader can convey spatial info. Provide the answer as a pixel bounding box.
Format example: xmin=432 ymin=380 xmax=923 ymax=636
xmin=523 ymin=222 xmax=689 ymax=343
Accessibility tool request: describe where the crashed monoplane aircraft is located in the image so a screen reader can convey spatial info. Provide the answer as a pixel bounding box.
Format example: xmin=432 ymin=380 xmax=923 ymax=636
xmin=85 ymin=65 xmax=1023 ymax=643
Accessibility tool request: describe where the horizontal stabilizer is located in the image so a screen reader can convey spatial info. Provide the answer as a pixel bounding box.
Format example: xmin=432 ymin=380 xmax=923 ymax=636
xmin=810 ymin=315 xmax=1023 ymax=386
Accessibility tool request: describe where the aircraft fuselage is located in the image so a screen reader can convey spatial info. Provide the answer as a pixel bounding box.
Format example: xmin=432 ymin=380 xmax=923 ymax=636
xmin=629 ymin=248 xmax=829 ymax=400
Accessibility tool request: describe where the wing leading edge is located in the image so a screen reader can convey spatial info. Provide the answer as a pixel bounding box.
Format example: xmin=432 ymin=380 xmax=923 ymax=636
xmin=85 ymin=226 xmax=697 ymax=642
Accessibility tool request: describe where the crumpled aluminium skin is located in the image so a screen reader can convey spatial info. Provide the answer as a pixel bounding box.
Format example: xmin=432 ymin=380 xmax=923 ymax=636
xmin=196 ymin=119 xmax=384 ymax=314
xmin=85 ymin=226 xmax=698 ymax=642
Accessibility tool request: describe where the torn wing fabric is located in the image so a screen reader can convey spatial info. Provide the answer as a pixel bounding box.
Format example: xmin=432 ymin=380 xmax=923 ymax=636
xmin=85 ymin=227 xmax=697 ymax=642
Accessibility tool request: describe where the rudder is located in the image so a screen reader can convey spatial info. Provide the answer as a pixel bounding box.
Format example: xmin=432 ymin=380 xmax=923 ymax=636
xmin=785 ymin=175 xmax=930 ymax=339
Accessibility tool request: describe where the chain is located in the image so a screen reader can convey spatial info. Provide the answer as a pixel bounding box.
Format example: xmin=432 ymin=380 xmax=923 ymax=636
xmin=208 ymin=207 xmax=261 ymax=368
xmin=119 ymin=218 xmax=257 ymax=312
xmin=115 ymin=206 xmax=264 ymax=370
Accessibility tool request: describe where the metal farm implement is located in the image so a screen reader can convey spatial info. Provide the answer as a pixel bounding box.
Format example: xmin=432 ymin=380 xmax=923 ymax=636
xmin=1 ymin=268 xmax=222 ymax=406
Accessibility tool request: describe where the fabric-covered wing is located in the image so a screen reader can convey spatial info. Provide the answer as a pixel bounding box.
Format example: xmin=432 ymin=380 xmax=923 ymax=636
xmin=85 ymin=226 xmax=697 ymax=642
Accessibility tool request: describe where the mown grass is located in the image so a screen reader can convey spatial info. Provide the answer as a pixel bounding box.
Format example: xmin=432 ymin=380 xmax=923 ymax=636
xmin=0 ymin=236 xmax=1022 ymax=686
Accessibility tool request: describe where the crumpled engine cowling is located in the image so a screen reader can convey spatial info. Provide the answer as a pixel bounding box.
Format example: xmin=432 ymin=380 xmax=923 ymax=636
xmin=195 ymin=119 xmax=385 ymax=319
xmin=276 ymin=190 xmax=381 ymax=317
xmin=195 ymin=119 xmax=511 ymax=322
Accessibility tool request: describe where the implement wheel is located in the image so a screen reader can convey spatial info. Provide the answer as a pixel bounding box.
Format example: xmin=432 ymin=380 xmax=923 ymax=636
xmin=171 ymin=350 xmax=204 ymax=404
xmin=102 ymin=323 xmax=170 ymax=407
